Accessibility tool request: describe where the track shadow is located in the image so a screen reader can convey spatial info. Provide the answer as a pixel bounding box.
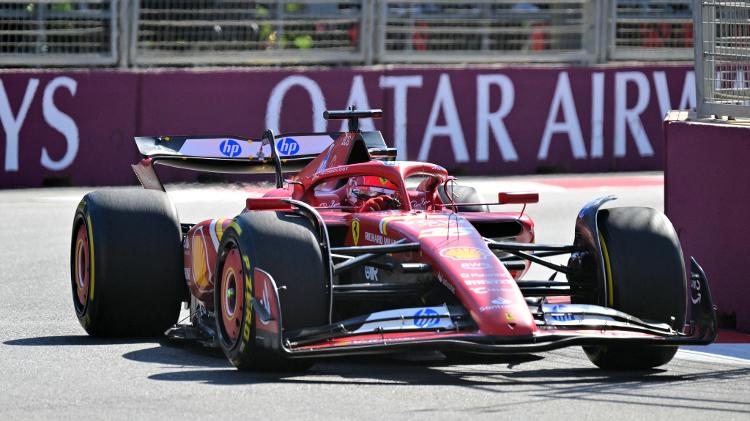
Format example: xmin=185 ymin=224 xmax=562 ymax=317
xmin=134 ymin=341 xmax=750 ymax=415
xmin=12 ymin=334 xmax=749 ymax=415
xmin=132 ymin=342 xmax=675 ymax=388
xmin=3 ymin=335 xmax=157 ymax=346
xmin=122 ymin=340 xmax=228 ymax=369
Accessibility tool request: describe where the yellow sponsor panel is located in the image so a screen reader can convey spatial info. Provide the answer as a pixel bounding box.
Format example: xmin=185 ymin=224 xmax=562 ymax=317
xmin=191 ymin=236 xmax=209 ymax=288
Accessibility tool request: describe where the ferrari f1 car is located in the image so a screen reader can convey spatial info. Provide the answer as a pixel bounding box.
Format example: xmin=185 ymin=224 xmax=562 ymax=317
xmin=70 ymin=109 xmax=716 ymax=371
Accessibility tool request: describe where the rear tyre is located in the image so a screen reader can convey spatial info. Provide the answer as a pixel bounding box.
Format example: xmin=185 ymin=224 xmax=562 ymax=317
xmin=582 ymin=207 xmax=686 ymax=370
xmin=215 ymin=211 xmax=327 ymax=371
xmin=70 ymin=190 xmax=185 ymax=337
xmin=438 ymin=184 xmax=488 ymax=212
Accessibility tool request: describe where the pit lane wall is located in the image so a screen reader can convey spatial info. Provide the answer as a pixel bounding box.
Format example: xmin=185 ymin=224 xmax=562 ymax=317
xmin=0 ymin=65 xmax=694 ymax=187
xmin=664 ymin=112 xmax=750 ymax=332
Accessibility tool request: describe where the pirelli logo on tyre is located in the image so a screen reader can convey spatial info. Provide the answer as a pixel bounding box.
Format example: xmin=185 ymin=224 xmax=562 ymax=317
xmin=242 ymin=255 xmax=253 ymax=344
xmin=439 ymin=247 xmax=491 ymax=261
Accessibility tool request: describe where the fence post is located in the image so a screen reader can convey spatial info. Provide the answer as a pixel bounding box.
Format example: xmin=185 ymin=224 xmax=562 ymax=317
xmin=117 ymin=0 xmax=130 ymax=68
xmin=693 ymin=0 xmax=704 ymax=116
xmin=373 ymin=0 xmax=386 ymax=65
xmin=363 ymin=0 xmax=377 ymax=65
xmin=588 ymin=0 xmax=609 ymax=64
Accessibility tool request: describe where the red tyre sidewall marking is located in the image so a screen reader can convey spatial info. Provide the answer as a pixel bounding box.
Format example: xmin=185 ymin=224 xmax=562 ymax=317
xmin=74 ymin=224 xmax=90 ymax=309
xmin=220 ymin=248 xmax=244 ymax=342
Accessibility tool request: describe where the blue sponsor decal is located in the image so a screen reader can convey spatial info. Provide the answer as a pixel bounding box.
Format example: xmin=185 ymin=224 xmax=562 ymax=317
xmin=413 ymin=308 xmax=440 ymax=328
xmin=277 ymin=137 xmax=300 ymax=155
xmin=219 ymin=139 xmax=242 ymax=157
xmin=549 ymin=305 xmax=577 ymax=322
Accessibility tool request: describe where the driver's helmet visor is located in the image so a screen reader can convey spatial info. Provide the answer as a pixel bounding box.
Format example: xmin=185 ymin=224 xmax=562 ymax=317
xmin=348 ymin=176 xmax=398 ymax=202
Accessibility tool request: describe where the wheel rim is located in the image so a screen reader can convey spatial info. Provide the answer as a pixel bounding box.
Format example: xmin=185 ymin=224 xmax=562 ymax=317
xmin=220 ymin=247 xmax=244 ymax=343
xmin=73 ymin=223 xmax=90 ymax=311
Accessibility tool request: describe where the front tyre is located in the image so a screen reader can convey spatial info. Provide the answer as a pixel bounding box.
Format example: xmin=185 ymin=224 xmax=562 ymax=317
xmin=583 ymin=207 xmax=687 ymax=370
xmin=215 ymin=211 xmax=327 ymax=371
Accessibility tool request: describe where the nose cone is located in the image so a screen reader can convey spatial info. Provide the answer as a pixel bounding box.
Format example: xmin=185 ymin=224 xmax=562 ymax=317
xmin=383 ymin=214 xmax=536 ymax=337
xmin=428 ymin=242 xmax=536 ymax=337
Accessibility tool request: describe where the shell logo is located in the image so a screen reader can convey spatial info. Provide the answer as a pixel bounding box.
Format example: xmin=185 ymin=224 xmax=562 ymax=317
xmin=439 ymin=247 xmax=489 ymax=261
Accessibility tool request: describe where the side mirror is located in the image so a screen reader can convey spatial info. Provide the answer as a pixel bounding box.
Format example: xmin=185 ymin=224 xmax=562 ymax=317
xmin=498 ymin=192 xmax=539 ymax=205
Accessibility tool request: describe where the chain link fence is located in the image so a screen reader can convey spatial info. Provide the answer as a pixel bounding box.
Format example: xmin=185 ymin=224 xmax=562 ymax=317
xmin=130 ymin=0 xmax=368 ymax=65
xmin=0 ymin=0 xmax=117 ymax=66
xmin=609 ymin=0 xmax=694 ymax=60
xmin=376 ymin=0 xmax=595 ymax=63
xmin=0 ymin=0 xmax=701 ymax=67
xmin=695 ymin=0 xmax=750 ymax=118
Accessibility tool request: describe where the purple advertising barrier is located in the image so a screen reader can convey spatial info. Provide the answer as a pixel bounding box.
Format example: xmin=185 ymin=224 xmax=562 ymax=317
xmin=1 ymin=65 xmax=694 ymax=188
xmin=664 ymin=113 xmax=750 ymax=332
xmin=0 ymin=70 xmax=140 ymax=187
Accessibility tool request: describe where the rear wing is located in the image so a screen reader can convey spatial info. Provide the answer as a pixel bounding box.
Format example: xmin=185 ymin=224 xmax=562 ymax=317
xmin=135 ymin=131 xmax=392 ymax=172
xmin=135 ymin=133 xmax=335 ymax=173
xmin=132 ymin=109 xmax=396 ymax=190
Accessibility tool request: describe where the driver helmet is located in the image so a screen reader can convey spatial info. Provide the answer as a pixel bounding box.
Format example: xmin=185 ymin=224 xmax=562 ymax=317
xmin=347 ymin=176 xmax=398 ymax=206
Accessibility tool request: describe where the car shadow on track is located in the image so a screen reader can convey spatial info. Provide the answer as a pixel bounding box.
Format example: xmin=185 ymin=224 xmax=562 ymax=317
xmin=121 ymin=339 xmax=750 ymax=415
xmin=11 ymin=334 xmax=749 ymax=415
xmin=120 ymin=340 xmax=720 ymax=387
xmin=3 ymin=335 xmax=158 ymax=347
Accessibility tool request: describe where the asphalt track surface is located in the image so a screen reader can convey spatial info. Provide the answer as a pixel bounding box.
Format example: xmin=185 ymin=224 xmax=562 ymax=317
xmin=1 ymin=173 xmax=749 ymax=420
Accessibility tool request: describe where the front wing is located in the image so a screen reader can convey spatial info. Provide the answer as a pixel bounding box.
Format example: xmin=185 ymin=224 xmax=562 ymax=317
xmin=250 ymin=258 xmax=717 ymax=358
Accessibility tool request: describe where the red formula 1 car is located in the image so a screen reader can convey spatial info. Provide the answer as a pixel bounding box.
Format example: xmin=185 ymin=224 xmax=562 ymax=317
xmin=70 ymin=109 xmax=716 ymax=371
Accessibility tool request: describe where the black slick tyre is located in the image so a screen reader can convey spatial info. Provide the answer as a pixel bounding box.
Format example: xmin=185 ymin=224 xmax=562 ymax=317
xmin=215 ymin=211 xmax=327 ymax=371
xmin=70 ymin=189 xmax=185 ymax=337
xmin=583 ymin=207 xmax=687 ymax=370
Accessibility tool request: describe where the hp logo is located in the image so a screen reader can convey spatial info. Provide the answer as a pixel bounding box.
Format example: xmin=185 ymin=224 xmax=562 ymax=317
xmin=219 ymin=139 xmax=242 ymax=157
xmin=277 ymin=138 xmax=300 ymax=155
xmin=413 ymin=308 xmax=440 ymax=328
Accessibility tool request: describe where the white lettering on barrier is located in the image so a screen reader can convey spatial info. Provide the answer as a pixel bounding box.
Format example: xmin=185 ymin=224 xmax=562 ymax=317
xmin=614 ymin=72 xmax=653 ymax=158
xmin=417 ymin=74 xmax=469 ymax=163
xmin=0 ymin=78 xmax=39 ymax=172
xmin=265 ymin=75 xmax=326 ymax=134
xmin=654 ymin=70 xmax=696 ymax=120
xmin=41 ymin=76 xmax=79 ymax=171
xmin=379 ymin=75 xmax=422 ymax=161
xmin=679 ymin=71 xmax=696 ymax=111
xmin=475 ymin=74 xmax=517 ymax=162
xmin=340 ymin=75 xmax=375 ymax=132
xmin=653 ymin=71 xmax=672 ymax=120
xmin=538 ymin=71 xmax=587 ymax=160
xmin=259 ymin=69 xmax=695 ymax=165
xmin=1 ymin=76 xmax=79 ymax=172
xmin=590 ymin=72 xmax=605 ymax=158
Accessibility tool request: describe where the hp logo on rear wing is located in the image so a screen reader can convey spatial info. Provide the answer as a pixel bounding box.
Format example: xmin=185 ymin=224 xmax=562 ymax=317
xmin=277 ymin=138 xmax=300 ymax=156
xmin=219 ymin=139 xmax=242 ymax=157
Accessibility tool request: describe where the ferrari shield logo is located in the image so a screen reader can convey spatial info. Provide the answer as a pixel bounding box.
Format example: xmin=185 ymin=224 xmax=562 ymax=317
xmin=352 ymin=219 xmax=360 ymax=246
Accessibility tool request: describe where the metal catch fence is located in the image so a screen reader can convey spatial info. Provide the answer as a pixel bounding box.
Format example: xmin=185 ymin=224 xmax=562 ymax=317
xmin=0 ymin=0 xmax=117 ymax=66
xmin=376 ymin=0 xmax=595 ymax=63
xmin=694 ymin=0 xmax=750 ymax=118
xmin=130 ymin=0 xmax=368 ymax=65
xmin=609 ymin=0 xmax=694 ymax=60
xmin=0 ymin=0 xmax=703 ymax=67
